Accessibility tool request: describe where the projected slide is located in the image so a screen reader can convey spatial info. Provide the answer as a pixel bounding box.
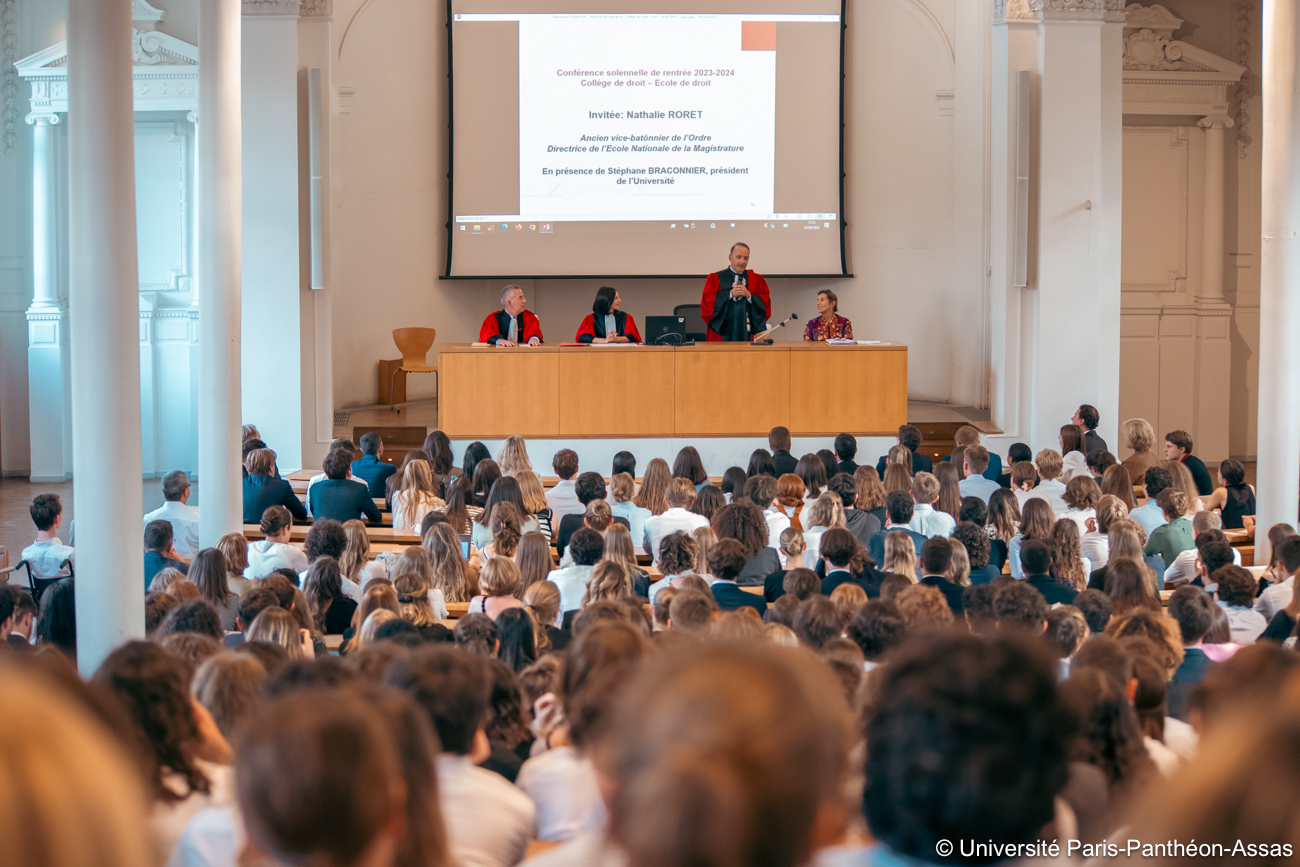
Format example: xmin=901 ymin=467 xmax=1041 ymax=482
xmin=448 ymin=2 xmax=845 ymax=277
xmin=517 ymin=16 xmax=776 ymax=220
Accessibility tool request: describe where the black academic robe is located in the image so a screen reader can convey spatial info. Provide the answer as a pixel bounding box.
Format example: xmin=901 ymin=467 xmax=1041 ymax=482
xmin=702 ymin=268 xmax=769 ymax=341
xmin=575 ymin=311 xmax=642 ymax=343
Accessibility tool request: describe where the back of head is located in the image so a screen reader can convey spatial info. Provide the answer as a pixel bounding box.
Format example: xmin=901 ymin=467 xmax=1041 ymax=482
xmin=743 ymin=472 xmax=778 ymax=508
xmin=192 ymin=651 xmax=267 ymax=741
xmin=569 ymin=527 xmax=605 ymax=566
xmin=304 ymin=518 xmax=348 ymax=561
xmin=864 ymin=632 xmax=1072 ymax=860
xmin=919 ymin=536 xmax=953 ymax=576
xmin=768 ymin=425 xmax=791 ymax=452
xmin=847 ymin=599 xmax=906 ymax=661
xmin=1045 ymin=606 xmax=1088 ymax=658
xmin=1072 ymin=588 xmax=1113 ymax=635
xmin=665 ymin=476 xmax=698 ymax=510
xmin=793 ymin=596 xmax=841 ymax=650
xmin=552 ymin=448 xmax=579 ymax=480
xmin=707 ymin=538 xmax=748 ymax=582
xmin=668 ymin=590 xmax=715 ymax=635
xmin=820 ymin=527 xmax=859 ymax=570
xmin=1020 ymin=538 xmax=1053 ymax=575
xmin=600 ymin=643 xmax=852 ymax=867
xmin=359 ymin=431 xmax=382 ymax=456
xmin=885 ymin=490 xmax=914 ymax=525
xmin=894 ymin=584 xmax=954 ymax=630
xmin=834 ymin=432 xmax=857 ymax=460
xmin=993 ymin=581 xmax=1048 ymax=632
xmin=1213 ymin=565 xmax=1258 ymax=608
xmin=161 ymin=470 xmax=190 ymax=502
xmin=950 ymin=522 xmax=991 ymax=569
xmin=144 ymin=519 xmax=174 ymax=552
xmin=961 ymin=584 xmax=998 ymax=634
xmin=562 ymin=621 xmax=650 ymax=748
xmin=782 ymin=567 xmax=820 ymax=601
xmin=453 ymin=613 xmax=499 ymax=658
xmin=236 ymin=689 xmax=404 ymax=867
xmin=385 ymin=645 xmax=488 ymax=754
xmin=158 ymin=597 xmax=222 ymax=640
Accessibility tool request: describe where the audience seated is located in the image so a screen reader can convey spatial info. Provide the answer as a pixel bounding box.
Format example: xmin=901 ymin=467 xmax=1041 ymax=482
xmin=1164 ymin=429 xmax=1213 ymax=497
xmin=1022 ymin=538 xmax=1078 ymax=605
xmin=908 ymin=471 xmax=956 ymax=538
xmin=867 ymin=491 xmax=927 ymax=567
xmin=243 ymin=448 xmax=308 ymax=525
xmin=1213 ymin=565 xmax=1267 ymax=645
xmin=20 ymin=493 xmax=75 ymax=583
xmin=142 ymin=470 xmax=200 ymax=559
xmin=958 ymin=445 xmax=1000 ymax=504
xmin=918 ymin=535 xmax=965 ymax=614
xmin=712 ymin=500 xmax=780 ymax=585
xmin=309 ymin=448 xmax=382 ymax=525
xmin=143 ymin=519 xmax=189 ymax=589
xmin=641 ymin=477 xmax=709 ymax=565
xmin=1144 ymin=489 xmax=1194 ymax=569
xmin=349 ymin=431 xmax=397 ymax=498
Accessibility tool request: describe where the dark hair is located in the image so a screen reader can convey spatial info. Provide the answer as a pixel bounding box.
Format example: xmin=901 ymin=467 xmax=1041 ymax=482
xmin=1165 ymin=585 xmax=1213 ymax=644
xmin=189 ymin=547 xmax=232 ymax=609
xmin=743 ymin=473 xmax=778 ymax=508
xmin=592 ymin=285 xmax=617 ymax=315
xmin=961 ymin=584 xmax=998 ymax=632
xmin=471 ymin=459 xmax=502 ymax=505
xmin=1164 ymin=429 xmax=1193 ymax=454
xmin=1073 ymin=589 xmax=1112 ymax=634
xmin=1007 ymin=443 xmax=1033 ymax=464
xmin=919 ymin=536 xmax=952 ymax=575
xmin=1277 ymin=536 xmax=1300 ymax=573
xmin=817 ymin=449 xmax=839 ymax=480
xmin=993 ymin=582 xmax=1048 ymax=631
xmin=94 ymin=640 xmax=210 ymax=802
xmin=475 ymin=475 xmax=525 ymax=528
xmin=423 ymin=429 xmax=454 ymax=475
xmin=385 ymin=646 xmax=489 ymax=754
xmin=569 ymin=527 xmax=605 ymax=566
xmin=1198 ymin=539 xmax=1236 ymax=578
xmin=159 ymin=598 xmax=223 ymax=640
xmin=302 ymin=557 xmax=345 ymax=632
xmin=1059 ymin=424 xmax=1084 ymax=456
xmin=834 ymin=433 xmax=857 ymax=461
xmin=1143 ymin=466 xmax=1173 ymax=498
xmin=304 ymin=519 xmax=347 ymax=561
xmin=236 ymin=639 xmax=289 ymax=675
xmin=612 ymin=450 xmax=636 ymax=478
xmin=562 ymin=621 xmax=650 ymax=748
xmin=747 ymin=449 xmax=775 ymax=478
xmin=720 ymin=467 xmax=748 ymax=499
xmin=782 ymin=568 xmax=820 ymax=601
xmin=792 ymin=597 xmax=840 ymax=650
xmin=1213 ymin=565 xmax=1257 ymax=608
xmin=1218 ymin=459 xmax=1246 ymax=487
xmin=373 ymin=619 xmax=422 ymax=645
xmin=847 ymin=599 xmax=905 ymax=661
xmin=958 ymin=496 xmax=987 ymax=526
xmin=35 ymin=577 xmax=76 ymax=655
xmin=898 ymin=424 xmax=922 ymax=452
xmin=1077 ymin=404 xmax=1100 ymax=430
xmin=708 ymin=539 xmax=748 ymax=582
xmin=795 ymin=454 xmax=828 ymax=498
xmin=552 ymin=448 xmax=579 ymax=479
xmin=1086 ymin=450 xmax=1117 ymax=476
xmin=322 ymin=448 xmax=352 ymax=480
xmin=950 ymin=522 xmax=991 ymax=569
xmin=574 ymin=471 xmax=607 ymax=506
xmin=30 ymin=493 xmax=62 ymax=531
xmin=1060 ymin=667 xmax=1154 ymax=790
xmin=691 ymin=485 xmax=725 ymax=522
xmin=358 ymin=431 xmax=382 ymax=456
xmin=827 ymin=472 xmax=857 ymax=509
xmin=494 ymin=608 xmax=537 ymax=673
xmin=1020 ymin=539 xmax=1053 ymax=575
xmin=238 ymin=587 xmax=281 ymax=631
xmin=885 ymin=490 xmax=914 ymax=525
xmin=712 ymin=502 xmax=769 ymax=558
xmin=820 ymin=528 xmax=859 ymax=569
xmin=144 ymin=519 xmax=174 ymax=552
xmin=768 ymin=425 xmax=791 ymax=450
xmin=1045 ymin=607 xmax=1086 ymax=657
xmin=461 ymin=441 xmax=491 ymax=482
xmin=864 ymin=633 xmax=1072 ymax=861
xmin=672 ymin=446 xmax=707 ymax=485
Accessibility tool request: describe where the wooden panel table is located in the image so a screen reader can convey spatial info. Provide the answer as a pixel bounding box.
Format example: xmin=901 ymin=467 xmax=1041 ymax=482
xmin=439 ymin=342 xmax=908 ymax=438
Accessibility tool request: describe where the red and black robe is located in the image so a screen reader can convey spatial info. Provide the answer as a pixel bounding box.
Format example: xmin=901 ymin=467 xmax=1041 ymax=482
xmin=478 ymin=309 xmax=544 ymax=345
xmin=575 ymin=311 xmax=642 ymax=344
xmin=700 ymin=268 xmax=771 ymax=341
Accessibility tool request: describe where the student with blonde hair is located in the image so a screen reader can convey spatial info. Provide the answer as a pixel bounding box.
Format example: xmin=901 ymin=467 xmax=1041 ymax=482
xmin=909 ymin=471 xmax=956 ymax=538
xmin=515 ymin=469 xmax=554 ymax=541
xmin=470 ymin=556 xmax=527 ymax=618
xmin=801 ymin=491 xmax=846 ymax=566
xmin=1084 ymin=493 xmax=1129 ymax=569
xmin=582 ymin=560 xmax=634 ymax=610
xmin=340 ymin=519 xmax=387 ymax=598
xmin=421 ymin=521 xmax=470 ymax=603
xmin=247 ymin=606 xmax=312 ymax=660
xmin=496 ymin=434 xmax=535 ymax=479
xmin=633 ymin=457 xmax=673 ymax=516
xmin=388 ymin=546 xmax=449 ymax=621
xmin=854 ymin=465 xmax=888 ymax=527
xmin=516 ymin=531 xmax=555 ymax=597
xmin=214 ymin=532 xmax=251 ymax=597
xmin=1027 ymin=448 xmax=1068 ymax=514
xmin=1121 ymin=417 xmax=1163 ymax=484
xmin=882 ymin=530 xmax=919 ymax=582
xmin=524 ymin=580 xmax=567 ymax=652
xmin=392 ymin=459 xmax=445 ymax=531
xmin=609 ymin=472 xmax=651 ymax=545
xmin=1165 ymin=459 xmax=1204 ymax=517
xmin=601 ymin=522 xmax=649 ymax=596
xmin=1061 ymin=475 xmax=1103 ymax=535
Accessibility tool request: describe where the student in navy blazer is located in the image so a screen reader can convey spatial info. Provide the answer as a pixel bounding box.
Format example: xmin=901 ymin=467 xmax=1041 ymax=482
xmin=309 ymin=449 xmax=383 ymax=525
xmin=867 ymin=492 xmax=929 ymax=567
xmin=818 ymin=528 xmax=883 ymax=597
xmin=1165 ymin=585 xmax=1217 ymax=720
xmin=1020 ymin=540 xmax=1078 ymax=605
xmin=918 ymin=536 xmax=966 ymax=615
xmin=709 ymin=539 xmax=767 ymax=616
xmin=874 ymin=424 xmax=933 ymax=476
xmin=350 ymin=432 xmax=397 ymax=498
xmin=243 ymin=447 xmax=308 ymax=524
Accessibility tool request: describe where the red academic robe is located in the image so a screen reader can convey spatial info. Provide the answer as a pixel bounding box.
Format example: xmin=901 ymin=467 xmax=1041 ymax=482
xmin=478 ymin=309 xmax=544 ymax=345
xmin=575 ymin=311 xmax=642 ymax=344
xmin=699 ymin=269 xmax=771 ymax=341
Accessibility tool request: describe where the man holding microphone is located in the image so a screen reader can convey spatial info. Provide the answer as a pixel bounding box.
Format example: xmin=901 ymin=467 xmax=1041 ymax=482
xmin=700 ymin=242 xmax=770 ymax=341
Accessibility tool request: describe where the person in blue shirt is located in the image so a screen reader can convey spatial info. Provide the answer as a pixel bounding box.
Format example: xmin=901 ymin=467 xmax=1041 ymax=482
xmin=144 ymin=519 xmax=189 ymax=590
xmin=350 ymin=431 xmax=396 ymax=498
xmin=311 ymin=448 xmax=383 ymax=525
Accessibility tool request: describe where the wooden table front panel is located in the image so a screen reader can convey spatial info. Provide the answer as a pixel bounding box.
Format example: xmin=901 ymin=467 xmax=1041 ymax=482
xmin=439 ymin=347 xmax=559 ymax=437
xmin=559 ymin=347 xmax=676 ymax=436
xmin=674 ymin=345 xmax=792 ymax=435
xmin=788 ymin=344 xmax=909 ymax=435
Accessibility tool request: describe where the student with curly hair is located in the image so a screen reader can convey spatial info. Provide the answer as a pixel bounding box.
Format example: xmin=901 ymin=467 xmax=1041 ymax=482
xmin=712 ymin=501 xmax=779 ymax=586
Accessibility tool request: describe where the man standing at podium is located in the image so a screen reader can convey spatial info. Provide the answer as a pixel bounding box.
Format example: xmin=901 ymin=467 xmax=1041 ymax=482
xmin=480 ymin=283 xmax=544 ymax=346
xmin=700 ymin=242 xmax=770 ymax=341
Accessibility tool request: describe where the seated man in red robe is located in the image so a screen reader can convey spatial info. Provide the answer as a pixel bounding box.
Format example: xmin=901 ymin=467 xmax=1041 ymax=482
xmin=479 ymin=284 xmax=543 ymax=346
xmin=700 ymin=242 xmax=770 ymax=341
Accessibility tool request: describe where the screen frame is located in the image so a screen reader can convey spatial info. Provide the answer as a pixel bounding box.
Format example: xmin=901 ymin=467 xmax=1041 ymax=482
xmin=441 ymin=0 xmax=851 ymax=280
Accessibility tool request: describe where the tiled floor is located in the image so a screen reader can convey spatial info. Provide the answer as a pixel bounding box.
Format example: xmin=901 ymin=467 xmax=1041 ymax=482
xmin=0 ymin=477 xmax=187 ymax=568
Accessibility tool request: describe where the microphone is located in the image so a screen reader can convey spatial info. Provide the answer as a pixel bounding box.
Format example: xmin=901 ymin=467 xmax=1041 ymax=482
xmin=751 ymin=313 xmax=797 ymax=345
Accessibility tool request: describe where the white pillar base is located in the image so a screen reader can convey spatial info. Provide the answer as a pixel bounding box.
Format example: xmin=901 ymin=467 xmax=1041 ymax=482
xmin=26 ymin=307 xmax=71 ymax=481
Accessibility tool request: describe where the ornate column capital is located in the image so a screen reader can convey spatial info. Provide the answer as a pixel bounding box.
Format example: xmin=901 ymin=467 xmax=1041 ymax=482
xmin=1029 ymin=0 xmax=1126 ymax=22
xmin=993 ymin=0 xmax=1036 ymax=24
xmin=1197 ymin=116 xmax=1236 ymax=130
xmin=25 ymin=111 xmax=60 ymax=125
xmin=300 ymin=0 xmax=332 ymax=17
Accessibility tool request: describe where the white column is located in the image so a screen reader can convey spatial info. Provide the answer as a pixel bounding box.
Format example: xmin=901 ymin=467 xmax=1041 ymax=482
xmin=67 ymin=0 xmax=145 ymax=673
xmin=1197 ymin=116 xmax=1233 ymax=301
xmin=1255 ymin=0 xmax=1300 ymax=559
xmin=26 ymin=113 xmax=71 ymax=482
xmin=197 ymin=0 xmax=243 ymax=547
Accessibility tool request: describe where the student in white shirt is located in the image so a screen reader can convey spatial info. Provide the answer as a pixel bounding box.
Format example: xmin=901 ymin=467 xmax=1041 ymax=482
xmin=801 ymin=492 xmax=846 ymax=566
xmin=642 ymin=478 xmax=709 ymax=566
xmin=245 ymin=504 xmax=310 ymax=578
xmin=646 ymin=531 xmax=700 ymax=602
xmin=143 ymin=470 xmax=201 ymax=560
xmin=386 ymin=646 xmax=535 ymax=867
xmin=391 ymin=458 xmax=445 ymax=531
xmin=1082 ymin=493 xmax=1128 ymax=570
xmin=1022 ymin=449 xmax=1069 ymax=514
xmin=1254 ymin=535 xmax=1300 ymax=620
xmin=1059 ymin=424 xmax=1091 ymax=482
xmin=1215 ymin=565 xmax=1268 ymax=645
xmin=545 ymin=449 xmax=585 ymax=522
xmin=548 ymin=527 xmax=604 ymax=621
xmin=957 ymin=446 xmax=1001 ymax=505
xmin=1061 ymin=475 xmax=1101 ymax=536
xmin=1164 ymin=512 xmax=1241 ymax=588
xmin=909 ymin=472 xmax=956 ymax=538
xmin=19 ymin=493 xmax=75 ymax=584
xmin=608 ymin=472 xmax=651 ymax=546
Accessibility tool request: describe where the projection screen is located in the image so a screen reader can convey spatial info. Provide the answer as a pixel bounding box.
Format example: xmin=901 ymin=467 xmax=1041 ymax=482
xmin=445 ymin=0 xmax=846 ymax=278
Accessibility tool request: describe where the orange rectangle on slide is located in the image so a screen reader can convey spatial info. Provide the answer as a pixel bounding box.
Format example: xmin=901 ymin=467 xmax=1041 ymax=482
xmin=741 ymin=21 xmax=776 ymax=50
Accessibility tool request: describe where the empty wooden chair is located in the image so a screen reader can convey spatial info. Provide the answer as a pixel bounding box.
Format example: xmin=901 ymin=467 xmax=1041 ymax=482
xmin=389 ymin=327 xmax=437 ymax=411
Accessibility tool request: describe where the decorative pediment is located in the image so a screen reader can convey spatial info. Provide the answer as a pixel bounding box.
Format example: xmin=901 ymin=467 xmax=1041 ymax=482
xmin=1122 ymin=4 xmax=1245 ymax=118
xmin=15 ymin=26 xmax=198 ymax=120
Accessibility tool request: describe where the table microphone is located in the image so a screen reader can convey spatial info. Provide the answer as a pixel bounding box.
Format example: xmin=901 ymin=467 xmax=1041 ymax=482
xmin=751 ymin=312 xmax=797 ymax=345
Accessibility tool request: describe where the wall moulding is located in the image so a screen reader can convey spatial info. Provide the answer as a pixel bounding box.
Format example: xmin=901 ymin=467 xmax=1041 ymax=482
xmin=1120 ymin=126 xmax=1187 ymax=294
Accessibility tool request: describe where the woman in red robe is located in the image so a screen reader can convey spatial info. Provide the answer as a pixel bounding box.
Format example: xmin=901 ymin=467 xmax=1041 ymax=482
xmin=575 ymin=286 xmax=642 ymax=344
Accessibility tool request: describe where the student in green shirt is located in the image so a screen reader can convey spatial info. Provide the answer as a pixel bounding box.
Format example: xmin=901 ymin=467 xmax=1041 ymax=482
xmin=1144 ymin=489 xmax=1194 ymax=571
